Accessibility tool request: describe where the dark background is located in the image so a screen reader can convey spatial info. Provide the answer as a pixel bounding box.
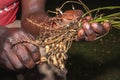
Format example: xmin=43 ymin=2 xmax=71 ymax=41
xmin=62 ymin=0 xmax=120 ymax=80
xmin=0 ymin=0 xmax=120 ymax=80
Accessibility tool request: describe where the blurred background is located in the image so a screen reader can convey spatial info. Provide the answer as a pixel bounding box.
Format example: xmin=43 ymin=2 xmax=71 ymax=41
xmin=0 ymin=0 xmax=120 ymax=80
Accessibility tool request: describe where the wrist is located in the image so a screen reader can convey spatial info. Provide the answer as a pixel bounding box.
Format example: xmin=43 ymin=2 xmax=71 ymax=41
xmin=21 ymin=12 xmax=50 ymax=36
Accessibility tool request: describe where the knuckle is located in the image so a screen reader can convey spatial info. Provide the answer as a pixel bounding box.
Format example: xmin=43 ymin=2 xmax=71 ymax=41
xmin=103 ymin=22 xmax=111 ymax=32
xmin=83 ymin=22 xmax=95 ymax=36
xmin=91 ymin=22 xmax=106 ymax=34
xmin=14 ymin=64 xmax=24 ymax=70
xmin=85 ymin=35 xmax=96 ymax=41
xmin=24 ymin=60 xmax=35 ymax=69
xmin=21 ymin=54 xmax=31 ymax=64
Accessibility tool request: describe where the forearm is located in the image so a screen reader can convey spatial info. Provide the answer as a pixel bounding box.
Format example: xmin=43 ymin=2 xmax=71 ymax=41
xmin=21 ymin=0 xmax=46 ymax=16
xmin=21 ymin=0 xmax=48 ymax=36
xmin=21 ymin=0 xmax=47 ymax=26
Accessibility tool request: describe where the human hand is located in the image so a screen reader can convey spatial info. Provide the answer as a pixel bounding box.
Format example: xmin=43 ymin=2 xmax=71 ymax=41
xmin=77 ymin=15 xmax=111 ymax=41
xmin=22 ymin=9 xmax=111 ymax=41
xmin=59 ymin=10 xmax=111 ymax=41
xmin=0 ymin=28 xmax=40 ymax=70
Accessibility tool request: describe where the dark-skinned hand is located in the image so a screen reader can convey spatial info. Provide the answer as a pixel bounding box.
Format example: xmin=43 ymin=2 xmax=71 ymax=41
xmin=22 ymin=9 xmax=110 ymax=41
xmin=0 ymin=27 xmax=40 ymax=70
xmin=59 ymin=10 xmax=111 ymax=41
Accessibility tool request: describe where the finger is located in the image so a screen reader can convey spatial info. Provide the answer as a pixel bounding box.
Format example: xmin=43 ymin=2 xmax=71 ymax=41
xmin=85 ymin=16 xmax=92 ymax=21
xmin=82 ymin=22 xmax=96 ymax=41
xmin=8 ymin=29 xmax=35 ymax=69
xmin=81 ymin=18 xmax=88 ymax=24
xmin=4 ymin=42 xmax=24 ymax=70
xmin=0 ymin=50 xmax=15 ymax=70
xmin=73 ymin=10 xmax=83 ymax=19
xmin=10 ymin=30 xmax=33 ymax=44
xmin=63 ymin=10 xmax=83 ymax=19
xmin=76 ymin=29 xmax=85 ymax=41
xmin=81 ymin=16 xmax=92 ymax=24
xmin=62 ymin=10 xmax=83 ymax=23
xmin=91 ymin=22 xmax=106 ymax=34
xmin=23 ymin=43 xmax=40 ymax=62
xmin=102 ymin=22 xmax=111 ymax=32
xmin=18 ymin=31 xmax=34 ymax=40
xmin=15 ymin=44 xmax=35 ymax=69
